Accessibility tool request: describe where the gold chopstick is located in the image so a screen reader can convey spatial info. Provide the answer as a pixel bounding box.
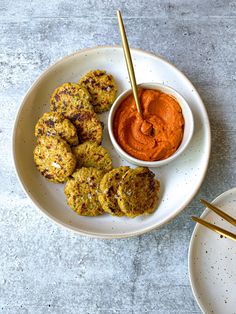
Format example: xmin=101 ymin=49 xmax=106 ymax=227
xmin=200 ymin=199 xmax=236 ymax=227
xmin=192 ymin=216 xmax=236 ymax=242
xmin=116 ymin=10 xmax=143 ymax=117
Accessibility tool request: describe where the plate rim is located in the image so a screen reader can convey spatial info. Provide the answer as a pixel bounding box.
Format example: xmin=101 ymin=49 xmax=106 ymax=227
xmin=188 ymin=187 xmax=236 ymax=313
xmin=12 ymin=45 xmax=211 ymax=239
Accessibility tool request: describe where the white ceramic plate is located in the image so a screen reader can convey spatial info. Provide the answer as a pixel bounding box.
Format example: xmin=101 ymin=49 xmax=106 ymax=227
xmin=189 ymin=188 xmax=236 ymax=313
xmin=12 ymin=46 xmax=211 ymax=238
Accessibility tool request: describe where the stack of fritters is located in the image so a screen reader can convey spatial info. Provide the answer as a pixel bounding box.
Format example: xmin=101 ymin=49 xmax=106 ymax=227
xmin=65 ymin=165 xmax=160 ymax=218
xmin=33 ymin=70 xmax=115 ymax=185
xmin=50 ymin=82 xmax=101 ymax=144
xmin=99 ymin=166 xmax=160 ymax=218
xmin=33 ymin=70 xmax=160 ymax=218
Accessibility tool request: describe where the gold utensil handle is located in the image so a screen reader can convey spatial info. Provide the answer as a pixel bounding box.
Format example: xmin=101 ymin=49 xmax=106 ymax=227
xmin=192 ymin=216 xmax=236 ymax=242
xmin=200 ymin=199 xmax=236 ymax=227
xmin=117 ymin=10 xmax=143 ymax=116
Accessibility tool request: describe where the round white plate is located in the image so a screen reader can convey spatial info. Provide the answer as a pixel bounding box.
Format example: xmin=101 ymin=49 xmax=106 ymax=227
xmin=12 ymin=46 xmax=211 ymax=238
xmin=189 ymin=188 xmax=236 ymax=313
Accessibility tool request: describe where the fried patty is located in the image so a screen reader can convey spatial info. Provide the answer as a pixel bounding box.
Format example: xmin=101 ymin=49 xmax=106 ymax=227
xmin=98 ymin=166 xmax=130 ymax=216
xmin=50 ymin=82 xmax=93 ymax=118
xmin=78 ymin=70 xmax=117 ymax=113
xmin=35 ymin=111 xmax=79 ymax=146
xmin=64 ymin=167 xmax=104 ymax=216
xmin=70 ymin=109 xmax=103 ymax=144
xmin=72 ymin=142 xmax=112 ymax=173
xmin=33 ymin=135 xmax=76 ymax=183
xmin=117 ymin=167 xmax=160 ymax=218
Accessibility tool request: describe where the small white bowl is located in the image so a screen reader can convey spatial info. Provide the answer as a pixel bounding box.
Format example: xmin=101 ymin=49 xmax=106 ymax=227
xmin=108 ymin=82 xmax=194 ymax=167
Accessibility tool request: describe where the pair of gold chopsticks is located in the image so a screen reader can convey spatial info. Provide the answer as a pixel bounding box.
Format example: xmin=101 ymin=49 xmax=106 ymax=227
xmin=192 ymin=199 xmax=236 ymax=242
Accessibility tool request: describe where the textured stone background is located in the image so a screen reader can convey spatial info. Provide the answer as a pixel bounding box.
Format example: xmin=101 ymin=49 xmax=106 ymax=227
xmin=0 ymin=1 xmax=236 ymax=313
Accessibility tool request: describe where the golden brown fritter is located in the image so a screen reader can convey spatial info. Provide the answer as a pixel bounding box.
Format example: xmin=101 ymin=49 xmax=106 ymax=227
xmin=35 ymin=111 xmax=78 ymax=146
xmin=117 ymin=167 xmax=160 ymax=218
xmin=98 ymin=166 xmax=130 ymax=216
xmin=72 ymin=142 xmax=112 ymax=172
xmin=70 ymin=109 xmax=103 ymax=144
xmin=33 ymin=135 xmax=76 ymax=183
xmin=50 ymin=82 xmax=93 ymax=118
xmin=78 ymin=70 xmax=117 ymax=113
xmin=64 ymin=167 xmax=104 ymax=216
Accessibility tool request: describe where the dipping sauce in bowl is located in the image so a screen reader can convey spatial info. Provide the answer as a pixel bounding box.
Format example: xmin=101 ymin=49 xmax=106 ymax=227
xmin=108 ymin=82 xmax=194 ymax=167
xmin=113 ymin=88 xmax=185 ymax=161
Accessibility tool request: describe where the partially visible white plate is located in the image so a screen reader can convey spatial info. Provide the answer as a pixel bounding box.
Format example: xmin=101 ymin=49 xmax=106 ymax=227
xmin=189 ymin=188 xmax=236 ymax=313
xmin=12 ymin=46 xmax=211 ymax=238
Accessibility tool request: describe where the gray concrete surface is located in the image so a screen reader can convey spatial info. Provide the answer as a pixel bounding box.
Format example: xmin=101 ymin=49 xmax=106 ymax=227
xmin=0 ymin=1 xmax=236 ymax=313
